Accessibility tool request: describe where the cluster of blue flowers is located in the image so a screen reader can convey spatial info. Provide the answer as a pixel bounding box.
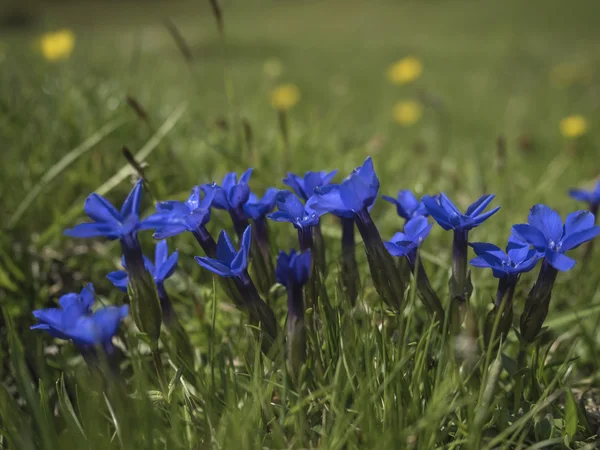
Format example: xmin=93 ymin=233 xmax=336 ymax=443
xmin=31 ymin=157 xmax=600 ymax=370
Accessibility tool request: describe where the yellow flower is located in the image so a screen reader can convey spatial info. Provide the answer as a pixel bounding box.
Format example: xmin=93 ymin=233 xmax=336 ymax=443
xmin=560 ymin=115 xmax=588 ymax=138
xmin=387 ymin=56 xmax=423 ymax=85
xmin=393 ymin=101 xmax=422 ymax=126
xmin=263 ymin=58 xmax=284 ymax=79
xmin=40 ymin=29 xmax=75 ymax=61
xmin=270 ymin=84 xmax=300 ymax=111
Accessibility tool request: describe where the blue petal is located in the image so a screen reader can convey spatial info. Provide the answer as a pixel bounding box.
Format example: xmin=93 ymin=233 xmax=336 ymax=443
xmin=561 ymin=226 xmax=600 ymax=251
xmin=268 ymin=211 xmax=295 ymax=223
xmin=30 ymin=323 xmax=70 ymax=340
xmin=471 ymin=206 xmax=501 ymax=227
xmin=120 ymin=180 xmax=144 ymax=218
xmin=230 ymin=226 xmax=251 ymax=275
xmin=404 ymin=216 xmax=430 ymax=240
xmin=58 ymin=293 xmax=80 ymax=310
xmin=84 ymin=194 xmax=121 ymax=224
xmin=569 ymin=189 xmax=592 ymax=203
xmin=200 ymin=184 xmax=217 ymax=209
xmin=155 ymin=200 xmax=190 ymax=216
xmin=282 ymin=173 xmax=306 ymax=200
xmin=397 ymin=190 xmax=420 ymax=218
xmin=153 ymin=224 xmax=189 ymax=239
xmin=382 ymin=195 xmax=399 ymax=206
xmin=216 ymin=230 xmax=237 ymax=265
xmin=228 ymin=183 xmax=250 ymax=209
xmin=385 ymin=241 xmax=411 ymax=257
xmin=92 ymin=306 xmax=129 ymax=343
xmin=154 ymin=240 xmax=169 ymax=267
xmin=276 ymin=191 xmax=306 ymax=218
xmin=239 ymin=168 xmax=253 ymax=185
xmin=469 ymin=255 xmax=499 ymax=270
xmin=439 ymin=193 xmax=462 ymax=216
xmin=221 ymin=172 xmax=237 ymax=193
xmin=107 ymin=270 xmax=129 ymax=292
xmin=511 ymin=224 xmax=548 ymax=250
xmin=209 ymin=185 xmax=230 ymax=210
xmin=185 ymin=186 xmax=202 ymax=210
xmin=64 ymin=222 xmax=121 ymax=240
xmin=340 ymin=176 xmax=368 ymax=212
xmin=514 ymin=251 xmax=542 ymax=273
xmin=389 ymin=231 xmax=408 ymax=243
xmin=546 ymin=251 xmax=576 ymax=272
xmin=307 ymin=185 xmax=353 ymax=218
xmin=79 ymin=284 xmax=95 ymax=311
xmin=294 ymin=251 xmax=311 ymax=285
xmin=422 ymin=196 xmax=453 ymax=230
xmin=465 ymin=194 xmax=495 ymax=217
xmin=155 ymin=251 xmax=179 ymax=282
xmin=195 ymin=256 xmax=234 ymax=277
xmin=564 ymin=210 xmax=595 ymax=235
xmin=186 ymin=208 xmax=211 ymax=229
xmin=528 ymin=204 xmax=563 ymax=242
xmin=275 ymin=250 xmax=291 ymax=286
xmin=469 ymin=242 xmax=506 ymax=260
xmin=32 ymin=308 xmax=64 ymax=328
xmin=506 ymin=235 xmax=531 ymax=263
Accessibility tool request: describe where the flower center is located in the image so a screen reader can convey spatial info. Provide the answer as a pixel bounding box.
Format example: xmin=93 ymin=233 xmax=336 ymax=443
xmin=548 ymin=240 xmax=562 ymax=252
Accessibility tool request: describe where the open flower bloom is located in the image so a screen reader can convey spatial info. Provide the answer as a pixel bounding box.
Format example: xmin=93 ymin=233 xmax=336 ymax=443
xmin=107 ymin=240 xmax=179 ymax=292
xmin=470 ymin=234 xmax=541 ymax=279
xmin=31 ymin=284 xmax=128 ymax=350
xmin=64 ymin=180 xmax=155 ymax=241
xmin=569 ymin=180 xmax=600 ymax=208
xmin=243 ymin=188 xmax=279 ymax=221
xmin=422 ymin=193 xmax=500 ymax=232
xmin=283 ymin=170 xmax=338 ymax=201
xmin=204 ymin=169 xmax=253 ymax=214
xmin=512 ymin=204 xmax=600 ymax=271
xmin=382 ymin=189 xmax=429 ymax=220
xmin=195 ymin=226 xmax=252 ymax=277
xmin=146 ymin=186 xmax=215 ymax=239
xmin=269 ymin=191 xmax=323 ymax=230
xmin=307 ymin=157 xmax=379 ymax=219
xmin=276 ymin=249 xmax=311 ymax=288
xmin=385 ymin=216 xmax=433 ymax=258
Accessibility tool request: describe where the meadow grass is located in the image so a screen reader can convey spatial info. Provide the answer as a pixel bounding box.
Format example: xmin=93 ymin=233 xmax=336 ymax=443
xmin=1 ymin=0 xmax=600 ymax=448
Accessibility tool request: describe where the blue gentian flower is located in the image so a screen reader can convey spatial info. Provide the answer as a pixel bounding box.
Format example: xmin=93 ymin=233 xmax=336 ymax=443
xmin=203 ymin=169 xmax=253 ymax=237
xmin=107 ymin=240 xmax=179 ymax=292
xmin=307 ymin=157 xmax=379 ymax=219
xmin=385 ymin=216 xmax=433 ymax=258
xmin=569 ymin=180 xmax=600 ymax=209
xmin=147 ymin=186 xmax=215 ymax=239
xmin=64 ymin=180 xmax=155 ymax=241
xmin=512 ymin=204 xmax=600 ymax=271
xmin=384 ymin=217 xmax=443 ymax=320
xmin=243 ymin=188 xmax=279 ymax=221
xmin=269 ymin=191 xmax=324 ymax=251
xmin=283 ymin=170 xmax=337 ymax=201
xmin=422 ymin=193 xmax=500 ymax=232
xmin=31 ymin=284 xmax=128 ymax=351
xmin=308 ymin=157 xmax=406 ymax=309
xmin=195 ymin=225 xmax=251 ymax=277
xmin=470 ymin=235 xmax=541 ymax=279
xmin=382 ymin=190 xmax=429 ymax=220
xmin=276 ymin=250 xmax=311 ymax=288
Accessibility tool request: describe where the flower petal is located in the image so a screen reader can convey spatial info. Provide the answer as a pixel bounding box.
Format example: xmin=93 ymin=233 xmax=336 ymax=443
xmin=107 ymin=270 xmax=129 ymax=292
xmin=231 ymin=226 xmax=252 ymax=275
xmin=194 ymin=256 xmax=234 ymax=277
xmin=185 ymin=186 xmax=202 ymax=210
xmin=154 ymin=240 xmax=169 ymax=266
xmin=511 ymin=224 xmax=548 ymax=250
xmin=228 ymin=183 xmax=250 ymax=209
xmin=564 ymin=210 xmax=595 ymax=235
xmin=80 ymin=284 xmax=95 ymax=311
xmin=568 ymin=189 xmax=592 ymax=203
xmin=546 ymin=251 xmax=576 ymax=272
xmin=221 ymin=172 xmax=237 ymax=193
xmin=471 ymin=206 xmax=501 ymax=227
xmin=64 ymin=222 xmax=121 ymax=240
xmin=439 ymin=193 xmax=462 ymax=216
xmin=465 ymin=194 xmax=495 ymax=217
xmin=239 ymin=168 xmax=253 ymax=185
xmin=528 ymin=204 xmax=563 ymax=242
xmin=385 ymin=241 xmax=411 ymax=257
xmin=216 ymin=230 xmax=237 ymax=265
xmin=32 ymin=308 xmax=64 ymax=328
xmin=561 ymin=226 xmax=600 ymax=251
xmin=84 ymin=194 xmax=121 ymax=224
xmin=120 ymin=180 xmax=143 ymax=218
xmin=153 ymin=224 xmax=189 ymax=239
xmin=307 ymin=185 xmax=353 ymax=218
xmin=276 ymin=191 xmax=305 ymax=218
xmin=282 ymin=173 xmax=306 ymax=200
xmin=404 ymin=216 xmax=430 ymax=239
xmin=155 ymin=251 xmax=179 ymax=283
xmin=422 ymin=196 xmax=453 ymax=230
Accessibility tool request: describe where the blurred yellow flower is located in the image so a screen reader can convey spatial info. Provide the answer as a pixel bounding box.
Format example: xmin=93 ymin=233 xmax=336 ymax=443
xmin=560 ymin=115 xmax=588 ymax=138
xmin=393 ymin=101 xmax=422 ymax=126
xmin=387 ymin=56 xmax=423 ymax=85
xmin=40 ymin=29 xmax=75 ymax=61
xmin=270 ymin=84 xmax=300 ymax=111
xmin=263 ymin=58 xmax=284 ymax=79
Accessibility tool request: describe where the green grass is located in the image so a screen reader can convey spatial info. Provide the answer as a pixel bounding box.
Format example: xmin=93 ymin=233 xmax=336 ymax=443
xmin=2 ymin=0 xmax=600 ymax=448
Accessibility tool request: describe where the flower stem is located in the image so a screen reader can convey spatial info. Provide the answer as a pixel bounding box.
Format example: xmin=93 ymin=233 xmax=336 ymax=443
xmin=287 ymin=283 xmax=305 ymax=381
xmin=192 ymin=227 xmax=217 ymax=258
xmin=340 ymin=217 xmax=359 ymax=306
xmin=520 ymin=259 xmax=558 ymax=343
xmin=407 ymin=251 xmax=444 ymax=321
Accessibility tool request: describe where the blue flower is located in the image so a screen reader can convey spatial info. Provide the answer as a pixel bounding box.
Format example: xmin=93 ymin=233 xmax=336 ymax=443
xmin=276 ymin=250 xmax=311 ymax=288
xmin=268 ymin=191 xmax=323 ymax=230
xmin=64 ymin=180 xmax=155 ymax=240
xmin=146 ymin=186 xmax=215 ymax=239
xmin=204 ymin=169 xmax=253 ymax=212
xmin=195 ymin=225 xmax=252 ymax=277
xmin=243 ymin=188 xmax=279 ymax=221
xmin=307 ymin=157 xmax=379 ymax=218
xmin=470 ymin=234 xmax=541 ymax=279
xmin=422 ymin=193 xmax=500 ymax=232
xmin=512 ymin=204 xmax=600 ymax=271
xmin=384 ymin=216 xmax=433 ymax=258
xmin=107 ymin=240 xmax=179 ymax=292
xmin=283 ymin=170 xmax=338 ymax=201
xmin=382 ymin=190 xmax=429 ymax=220
xmin=31 ymin=284 xmax=129 ymax=349
xmin=569 ymin=180 xmax=600 ymax=207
